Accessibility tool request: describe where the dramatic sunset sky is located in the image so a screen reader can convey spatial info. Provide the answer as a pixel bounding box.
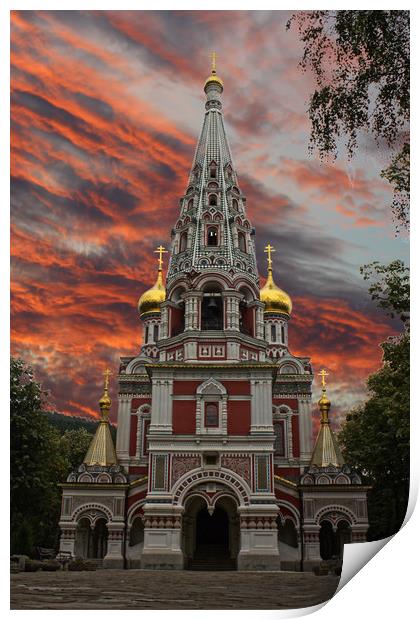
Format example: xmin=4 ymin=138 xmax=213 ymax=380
xmin=10 ymin=10 xmax=409 ymax=424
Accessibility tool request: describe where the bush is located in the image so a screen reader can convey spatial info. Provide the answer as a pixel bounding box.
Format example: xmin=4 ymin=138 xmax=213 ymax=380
xmin=25 ymin=559 xmax=60 ymax=572
xmin=68 ymin=558 xmax=97 ymax=571
xmin=25 ymin=559 xmax=45 ymax=572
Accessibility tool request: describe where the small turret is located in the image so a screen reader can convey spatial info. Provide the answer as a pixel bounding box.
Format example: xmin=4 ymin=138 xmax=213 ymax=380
xmin=310 ymin=369 xmax=344 ymax=468
xmin=83 ymin=369 xmax=117 ymax=467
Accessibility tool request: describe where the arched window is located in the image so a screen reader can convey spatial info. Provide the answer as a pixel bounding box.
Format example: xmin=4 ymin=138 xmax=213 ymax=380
xmin=207 ymin=227 xmax=218 ymax=246
xmin=144 ymin=325 xmax=149 ymax=343
xmin=188 ymin=198 xmax=194 ymax=210
xmin=205 ymin=403 xmax=219 ymax=427
xmin=281 ymin=325 xmax=285 ymax=343
xmin=232 ymin=198 xmax=238 ymax=211
xmin=179 ymin=231 xmax=187 ymax=252
xmin=209 ymin=161 xmax=217 ymax=178
xmin=238 ymin=232 xmax=246 ymax=252
xmin=209 ymin=194 xmax=217 ymax=206
xmin=274 ymin=421 xmax=285 ymax=456
xmin=271 ymin=324 xmax=276 ymax=342
xmin=153 ymin=325 xmax=159 ymax=342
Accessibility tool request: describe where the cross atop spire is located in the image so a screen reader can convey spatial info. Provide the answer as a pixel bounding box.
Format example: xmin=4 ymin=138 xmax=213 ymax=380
xmin=103 ymin=368 xmax=112 ymax=392
xmin=211 ymin=51 xmax=217 ymax=73
xmin=154 ymin=245 xmax=168 ymax=270
xmin=318 ymin=368 xmax=329 ymax=389
xmin=264 ymin=243 xmax=275 ymax=268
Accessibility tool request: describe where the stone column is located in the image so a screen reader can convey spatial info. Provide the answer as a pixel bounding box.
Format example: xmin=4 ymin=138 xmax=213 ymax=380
xmin=141 ymin=512 xmax=183 ymax=570
xmin=298 ymin=397 xmax=313 ymax=464
xmin=255 ymin=304 xmax=265 ymax=340
xmin=150 ymin=378 xmax=173 ymax=434
xmin=302 ymin=525 xmax=321 ymax=570
xmin=58 ymin=523 xmax=77 ymax=556
xmin=104 ymin=523 xmax=125 ymax=569
xmin=183 ymin=292 xmax=201 ymax=331
xmin=251 ymin=378 xmax=273 ymax=433
xmin=237 ymin=514 xmax=280 ymax=571
xmin=116 ymin=395 xmax=132 ymax=465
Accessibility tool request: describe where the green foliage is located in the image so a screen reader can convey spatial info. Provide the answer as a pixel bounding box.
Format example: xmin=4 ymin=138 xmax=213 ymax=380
xmin=338 ymin=262 xmax=409 ymax=540
xmin=361 ymin=259 xmax=410 ymax=324
xmin=10 ymin=358 xmax=100 ymax=555
xmin=68 ymin=558 xmax=97 ymax=571
xmin=10 ymin=357 xmax=67 ymax=554
xmin=288 ymin=10 xmax=410 ymax=228
xmin=60 ymin=428 xmax=93 ymax=472
xmin=47 ymin=410 xmax=116 ymax=442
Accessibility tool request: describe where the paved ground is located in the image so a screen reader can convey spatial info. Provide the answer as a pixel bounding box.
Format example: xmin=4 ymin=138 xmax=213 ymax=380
xmin=11 ymin=569 xmax=340 ymax=610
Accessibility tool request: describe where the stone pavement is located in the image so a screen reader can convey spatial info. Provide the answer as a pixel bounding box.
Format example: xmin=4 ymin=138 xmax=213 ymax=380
xmin=11 ymin=569 xmax=340 ymax=609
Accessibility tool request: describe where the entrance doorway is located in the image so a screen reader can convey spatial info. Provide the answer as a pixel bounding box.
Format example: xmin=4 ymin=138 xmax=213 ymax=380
xmin=182 ymin=495 xmax=239 ymax=570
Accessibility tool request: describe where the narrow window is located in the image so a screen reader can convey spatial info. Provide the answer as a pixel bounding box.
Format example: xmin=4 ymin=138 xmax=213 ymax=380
xmin=207 ymin=227 xmax=218 ymax=246
xmin=209 ymin=194 xmax=217 ymax=206
xmin=238 ymin=232 xmax=246 ymax=252
xmin=281 ymin=325 xmax=285 ymax=343
xmin=179 ymin=231 xmax=187 ymax=252
xmin=205 ymin=403 xmax=219 ymax=427
xmin=153 ymin=324 xmax=159 ymax=342
xmin=210 ymin=162 xmax=217 ymax=178
xmin=232 ymin=198 xmax=238 ymax=211
xmin=188 ymin=198 xmax=194 ymax=210
xmin=144 ymin=325 xmax=149 ymax=343
xmin=271 ymin=324 xmax=276 ymax=342
xmin=274 ymin=422 xmax=286 ymax=457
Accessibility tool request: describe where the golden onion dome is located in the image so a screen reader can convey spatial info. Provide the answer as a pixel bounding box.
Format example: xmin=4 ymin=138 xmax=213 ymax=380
xmin=138 ymin=268 xmax=166 ymax=318
xmin=204 ymin=70 xmax=224 ymax=90
xmin=260 ymin=268 xmax=292 ymax=316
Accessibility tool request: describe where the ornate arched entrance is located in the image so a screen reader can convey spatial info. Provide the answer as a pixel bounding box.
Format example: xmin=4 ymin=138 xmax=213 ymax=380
xmin=182 ymin=494 xmax=239 ymax=570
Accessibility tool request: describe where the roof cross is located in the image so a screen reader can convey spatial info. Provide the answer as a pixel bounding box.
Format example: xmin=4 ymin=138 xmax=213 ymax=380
xmin=318 ymin=368 xmax=329 ymax=389
xmin=103 ymin=368 xmax=112 ymax=391
xmin=211 ymin=51 xmax=217 ymax=73
xmin=154 ymin=245 xmax=168 ymax=269
xmin=264 ymin=243 xmax=275 ymax=268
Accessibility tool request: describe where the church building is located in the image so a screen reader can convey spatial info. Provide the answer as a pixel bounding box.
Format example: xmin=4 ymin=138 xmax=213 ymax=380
xmin=58 ymin=59 xmax=369 ymax=571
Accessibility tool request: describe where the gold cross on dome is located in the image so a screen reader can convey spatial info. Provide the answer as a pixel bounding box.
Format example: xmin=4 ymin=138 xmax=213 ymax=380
xmin=154 ymin=245 xmax=168 ymax=269
xmin=318 ymin=369 xmax=329 ymax=388
xmin=103 ymin=368 xmax=112 ymax=391
xmin=211 ymin=51 xmax=217 ymax=73
xmin=264 ymin=243 xmax=275 ymax=267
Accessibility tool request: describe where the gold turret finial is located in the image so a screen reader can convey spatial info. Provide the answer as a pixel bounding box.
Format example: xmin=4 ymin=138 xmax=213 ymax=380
xmin=204 ymin=52 xmax=223 ymax=90
xmin=264 ymin=243 xmax=275 ymax=269
xmin=317 ymin=368 xmax=331 ymax=425
xmin=98 ymin=368 xmax=112 ymax=420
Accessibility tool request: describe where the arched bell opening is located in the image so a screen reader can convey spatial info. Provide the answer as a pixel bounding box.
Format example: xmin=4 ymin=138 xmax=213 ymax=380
xmin=201 ymin=283 xmax=223 ymax=330
xmin=277 ymin=517 xmax=298 ymax=548
xmin=238 ymin=287 xmax=255 ymax=337
xmin=169 ymin=286 xmax=186 ymax=337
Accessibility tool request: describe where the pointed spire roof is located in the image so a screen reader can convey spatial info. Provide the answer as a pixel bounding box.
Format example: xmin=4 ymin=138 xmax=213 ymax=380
xmin=310 ymin=370 xmax=344 ymax=468
xmin=166 ymin=55 xmax=259 ymax=284
xmin=83 ymin=369 xmax=117 ymax=467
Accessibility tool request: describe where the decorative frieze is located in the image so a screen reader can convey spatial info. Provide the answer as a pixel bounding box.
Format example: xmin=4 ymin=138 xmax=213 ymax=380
xmin=171 ymin=455 xmax=201 ymax=486
xmin=221 ymin=455 xmax=251 ymax=485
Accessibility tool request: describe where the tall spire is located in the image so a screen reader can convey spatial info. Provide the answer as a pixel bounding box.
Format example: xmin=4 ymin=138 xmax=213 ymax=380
xmin=166 ymin=56 xmax=258 ymax=285
xmin=310 ymin=370 xmax=344 ymax=468
xmin=83 ymin=369 xmax=117 ymax=467
xmin=260 ymin=243 xmax=292 ymax=316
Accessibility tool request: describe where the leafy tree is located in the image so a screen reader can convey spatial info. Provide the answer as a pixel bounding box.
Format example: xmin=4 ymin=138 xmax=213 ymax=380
xmin=10 ymin=357 xmax=67 ymax=554
xmin=338 ymin=261 xmax=409 ymax=540
xmin=10 ymin=358 xmax=96 ymax=554
xmin=287 ymin=10 xmax=410 ymax=229
xmin=60 ymin=428 xmax=93 ymax=472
